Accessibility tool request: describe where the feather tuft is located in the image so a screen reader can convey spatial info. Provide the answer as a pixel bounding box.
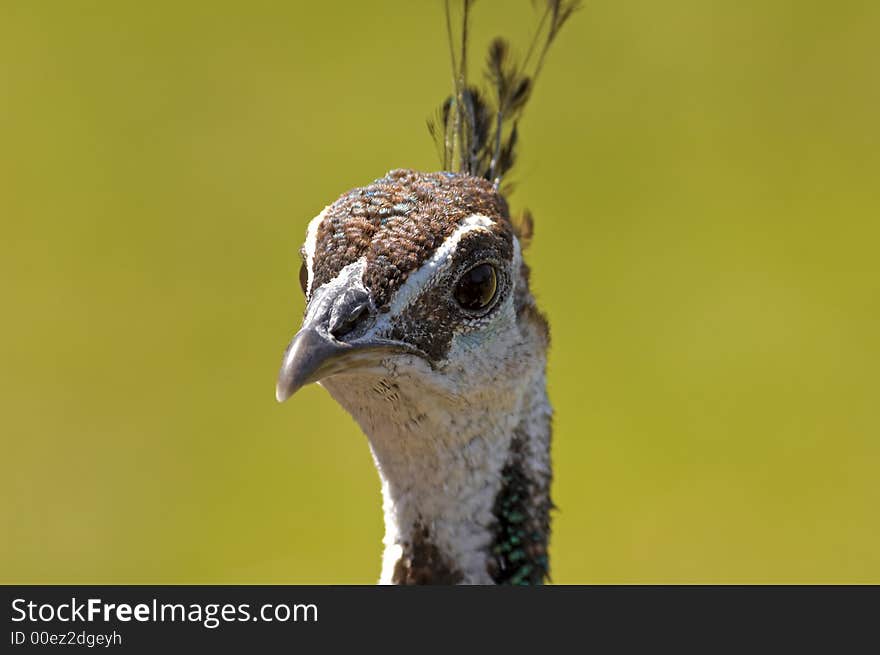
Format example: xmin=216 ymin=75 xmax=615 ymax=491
xmin=512 ymin=208 xmax=535 ymax=248
xmin=428 ymin=1 xmax=581 ymax=189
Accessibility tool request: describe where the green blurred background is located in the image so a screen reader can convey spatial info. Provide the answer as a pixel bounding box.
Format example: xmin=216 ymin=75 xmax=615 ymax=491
xmin=2 ymin=1 xmax=878 ymax=583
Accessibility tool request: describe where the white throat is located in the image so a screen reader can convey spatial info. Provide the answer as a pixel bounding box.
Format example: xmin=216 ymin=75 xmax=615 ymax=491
xmin=322 ymin=354 xmax=550 ymax=584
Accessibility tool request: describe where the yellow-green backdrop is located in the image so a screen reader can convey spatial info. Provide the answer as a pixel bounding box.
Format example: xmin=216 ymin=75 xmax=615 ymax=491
xmin=2 ymin=1 xmax=878 ymax=583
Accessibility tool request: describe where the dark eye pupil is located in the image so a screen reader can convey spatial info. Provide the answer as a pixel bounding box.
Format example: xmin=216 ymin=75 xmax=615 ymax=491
xmin=454 ymin=263 xmax=497 ymax=310
xmin=298 ymin=262 xmax=308 ymax=295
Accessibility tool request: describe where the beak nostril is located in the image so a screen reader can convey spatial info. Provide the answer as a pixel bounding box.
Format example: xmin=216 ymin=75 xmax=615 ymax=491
xmin=329 ymin=301 xmax=368 ymax=340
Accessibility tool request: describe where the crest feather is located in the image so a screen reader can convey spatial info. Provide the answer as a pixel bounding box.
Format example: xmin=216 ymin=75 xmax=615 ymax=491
xmin=427 ymin=0 xmax=582 ymax=188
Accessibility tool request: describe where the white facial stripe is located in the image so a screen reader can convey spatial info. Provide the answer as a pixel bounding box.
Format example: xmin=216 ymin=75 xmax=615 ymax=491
xmin=385 ymin=214 xmax=497 ymax=316
xmin=302 ymin=207 xmax=328 ymax=297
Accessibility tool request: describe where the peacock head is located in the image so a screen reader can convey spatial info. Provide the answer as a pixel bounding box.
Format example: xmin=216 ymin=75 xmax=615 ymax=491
xmin=275 ymin=169 xmax=543 ymax=410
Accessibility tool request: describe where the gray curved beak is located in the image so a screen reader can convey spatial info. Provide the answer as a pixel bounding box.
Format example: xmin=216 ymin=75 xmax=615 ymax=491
xmin=275 ymin=328 xmax=426 ymax=403
xmin=275 ymin=327 xmax=351 ymax=402
xmin=276 ymin=272 xmax=431 ymax=403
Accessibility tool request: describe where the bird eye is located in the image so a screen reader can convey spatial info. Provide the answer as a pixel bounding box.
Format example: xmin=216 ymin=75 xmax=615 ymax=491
xmin=298 ymin=261 xmax=308 ymax=296
xmin=454 ymin=263 xmax=497 ymax=311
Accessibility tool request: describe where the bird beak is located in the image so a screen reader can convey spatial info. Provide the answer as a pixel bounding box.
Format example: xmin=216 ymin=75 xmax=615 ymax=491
xmin=275 ymin=320 xmax=426 ymax=403
xmin=275 ymin=326 xmax=348 ymax=402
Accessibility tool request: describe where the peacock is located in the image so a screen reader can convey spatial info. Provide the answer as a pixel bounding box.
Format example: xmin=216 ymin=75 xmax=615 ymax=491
xmin=276 ymin=0 xmax=579 ymax=584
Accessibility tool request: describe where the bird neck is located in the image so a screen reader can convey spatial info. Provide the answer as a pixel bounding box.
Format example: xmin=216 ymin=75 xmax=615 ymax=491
xmin=323 ymin=352 xmax=552 ymax=585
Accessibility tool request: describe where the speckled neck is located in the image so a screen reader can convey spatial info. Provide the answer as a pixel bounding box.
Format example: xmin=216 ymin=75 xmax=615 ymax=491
xmin=323 ymin=352 xmax=552 ymax=585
